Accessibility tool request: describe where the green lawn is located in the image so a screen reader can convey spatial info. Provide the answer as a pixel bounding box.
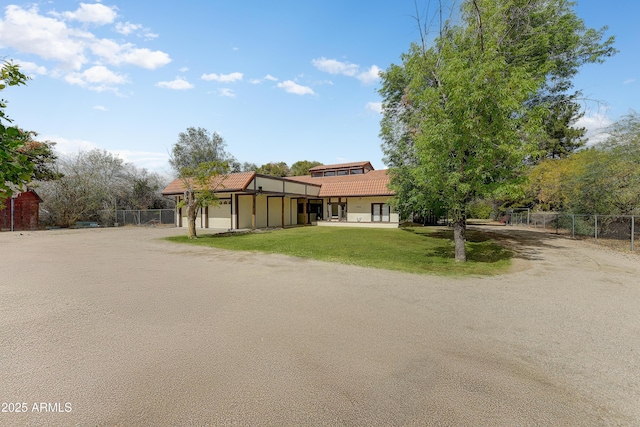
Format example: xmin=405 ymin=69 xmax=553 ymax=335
xmin=166 ymin=226 xmax=512 ymax=276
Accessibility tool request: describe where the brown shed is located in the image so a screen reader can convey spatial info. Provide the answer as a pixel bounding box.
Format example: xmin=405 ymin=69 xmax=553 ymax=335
xmin=0 ymin=190 xmax=43 ymax=231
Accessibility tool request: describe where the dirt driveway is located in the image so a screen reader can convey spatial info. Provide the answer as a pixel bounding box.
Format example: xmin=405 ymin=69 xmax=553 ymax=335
xmin=1 ymin=225 xmax=639 ymax=426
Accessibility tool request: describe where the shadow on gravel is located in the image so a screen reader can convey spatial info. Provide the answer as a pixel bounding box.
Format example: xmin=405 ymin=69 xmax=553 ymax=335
xmin=469 ymin=226 xmax=568 ymax=261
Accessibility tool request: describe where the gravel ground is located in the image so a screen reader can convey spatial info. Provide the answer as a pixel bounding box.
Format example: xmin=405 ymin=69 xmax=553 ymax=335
xmin=1 ymin=225 xmax=639 ymax=426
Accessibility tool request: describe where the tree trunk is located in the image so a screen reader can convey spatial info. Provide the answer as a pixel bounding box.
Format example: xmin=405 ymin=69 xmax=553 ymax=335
xmin=185 ymin=191 xmax=197 ymax=239
xmin=453 ymin=218 xmax=466 ymax=262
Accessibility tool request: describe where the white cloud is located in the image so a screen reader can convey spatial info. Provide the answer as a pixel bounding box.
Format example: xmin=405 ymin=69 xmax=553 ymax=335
xmin=156 ymin=77 xmax=194 ymax=90
xmin=357 ymin=65 xmax=381 ymax=84
xmin=365 ymin=101 xmax=382 ymax=114
xmin=201 ymin=72 xmax=243 ymax=83
xmin=0 ymin=4 xmax=170 ymax=82
xmin=312 ymin=57 xmax=358 ymax=76
xmin=61 ymin=3 xmax=117 ymax=25
xmin=576 ymin=107 xmax=613 ymax=146
xmin=110 ymin=149 xmax=171 ymax=173
xmin=46 ymin=135 xmax=99 ymax=155
xmin=218 ymin=88 xmax=236 ymax=98
xmin=623 ymin=78 xmax=636 ymax=85
xmin=114 ymin=21 xmax=141 ymax=35
xmin=93 ymin=105 xmax=108 ymax=111
xmin=179 ymin=67 xmax=189 ymax=73
xmin=0 ymin=5 xmax=89 ymax=70
xmin=90 ymin=39 xmax=171 ymax=69
xmin=313 ymin=57 xmax=380 ymax=85
xmin=114 ymin=21 xmax=158 ymax=40
xmin=277 ymin=80 xmax=315 ymax=95
xmin=15 ymin=60 xmax=47 ymax=76
xmin=118 ymin=47 xmax=171 ymax=69
xmin=65 ymin=65 xmax=128 ymax=91
xmin=250 ymin=74 xmax=278 ymax=84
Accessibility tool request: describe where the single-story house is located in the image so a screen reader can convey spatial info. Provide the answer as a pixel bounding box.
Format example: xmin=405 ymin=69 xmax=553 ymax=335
xmin=0 ymin=189 xmax=43 ymax=231
xmin=161 ymin=161 xmax=399 ymax=230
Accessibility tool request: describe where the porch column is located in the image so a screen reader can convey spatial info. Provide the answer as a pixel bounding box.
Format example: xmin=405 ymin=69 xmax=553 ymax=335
xmin=252 ymin=193 xmax=256 ymax=230
xmin=303 ymin=198 xmax=307 ymax=225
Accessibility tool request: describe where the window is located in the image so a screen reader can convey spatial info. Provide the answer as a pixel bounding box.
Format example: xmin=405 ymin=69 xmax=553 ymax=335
xmin=337 ymin=170 xmax=349 ymax=176
xmin=324 ymin=171 xmax=335 ymax=176
xmin=350 ymin=168 xmax=363 ymax=174
xmin=312 ymin=172 xmax=323 ymax=177
xmin=372 ymin=203 xmax=390 ymax=222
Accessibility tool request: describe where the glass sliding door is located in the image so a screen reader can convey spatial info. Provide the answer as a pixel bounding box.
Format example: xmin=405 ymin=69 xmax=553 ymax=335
xmin=372 ymin=204 xmax=381 ymax=222
xmin=372 ymin=203 xmax=390 ymax=222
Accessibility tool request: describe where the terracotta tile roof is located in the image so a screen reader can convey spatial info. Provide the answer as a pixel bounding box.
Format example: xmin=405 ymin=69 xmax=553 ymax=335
xmin=162 ymin=171 xmax=255 ymax=195
xmin=309 ymin=161 xmax=373 ymax=172
xmin=288 ymin=169 xmax=393 ymax=197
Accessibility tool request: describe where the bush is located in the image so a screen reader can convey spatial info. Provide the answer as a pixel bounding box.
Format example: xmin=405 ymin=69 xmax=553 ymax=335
xmin=467 ymin=199 xmax=493 ymax=219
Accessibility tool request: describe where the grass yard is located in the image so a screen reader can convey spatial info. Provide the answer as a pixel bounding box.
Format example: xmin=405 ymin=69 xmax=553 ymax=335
xmin=166 ymin=226 xmax=512 ymax=276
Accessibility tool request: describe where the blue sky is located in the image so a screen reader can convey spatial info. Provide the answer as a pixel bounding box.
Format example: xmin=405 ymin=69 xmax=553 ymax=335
xmin=0 ymin=1 xmax=637 ymax=176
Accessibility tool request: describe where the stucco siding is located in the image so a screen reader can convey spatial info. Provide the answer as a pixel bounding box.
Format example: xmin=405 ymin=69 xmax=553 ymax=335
xmin=267 ymin=197 xmax=284 ymax=227
xmin=255 ymin=176 xmax=284 ymax=193
xmin=256 ymin=196 xmax=268 ymax=228
xmin=283 ymin=181 xmax=308 ymax=196
xmin=237 ymin=195 xmax=253 ymax=229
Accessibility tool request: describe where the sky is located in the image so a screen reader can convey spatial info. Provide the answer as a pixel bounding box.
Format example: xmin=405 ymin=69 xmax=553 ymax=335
xmin=0 ymin=0 xmax=638 ymax=177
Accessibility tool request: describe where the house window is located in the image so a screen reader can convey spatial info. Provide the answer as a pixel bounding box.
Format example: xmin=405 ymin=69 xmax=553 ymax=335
xmin=372 ymin=203 xmax=390 ymax=222
xmin=349 ymin=168 xmax=363 ymax=174
xmin=312 ymin=172 xmax=323 ymax=177
xmin=337 ymin=170 xmax=349 ymax=176
xmin=324 ymin=171 xmax=336 ymax=176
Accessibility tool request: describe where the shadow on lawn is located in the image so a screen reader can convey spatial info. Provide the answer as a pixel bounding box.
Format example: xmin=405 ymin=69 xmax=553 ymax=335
xmin=403 ymin=227 xmax=513 ymax=263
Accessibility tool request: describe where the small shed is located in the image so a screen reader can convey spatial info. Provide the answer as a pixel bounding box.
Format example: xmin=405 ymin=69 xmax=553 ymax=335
xmin=0 ymin=190 xmax=43 ymax=231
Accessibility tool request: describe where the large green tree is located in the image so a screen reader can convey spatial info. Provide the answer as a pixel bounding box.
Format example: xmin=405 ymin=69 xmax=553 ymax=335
xmin=380 ymin=0 xmax=615 ymax=261
xmin=0 ymin=61 xmax=32 ymax=205
xmin=169 ymin=127 xmax=234 ymax=238
xmin=256 ymin=161 xmax=290 ymax=177
xmin=290 ymin=160 xmax=323 ymax=176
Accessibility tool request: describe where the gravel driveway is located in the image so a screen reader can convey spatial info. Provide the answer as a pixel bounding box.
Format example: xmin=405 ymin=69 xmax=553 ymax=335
xmin=1 ymin=225 xmax=639 ymax=426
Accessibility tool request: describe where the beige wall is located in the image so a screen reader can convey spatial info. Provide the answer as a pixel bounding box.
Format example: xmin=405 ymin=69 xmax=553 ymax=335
xmin=345 ymin=196 xmax=398 ymax=223
xmin=255 ymin=176 xmax=284 ymax=193
xmin=255 ymin=196 xmax=268 ymax=228
xmin=267 ymin=197 xmax=284 ymax=227
xmin=237 ymin=195 xmax=253 ymax=229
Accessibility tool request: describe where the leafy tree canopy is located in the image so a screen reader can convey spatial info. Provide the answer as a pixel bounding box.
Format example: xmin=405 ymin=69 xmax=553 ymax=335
xmin=380 ymin=0 xmax=615 ymax=261
xmin=256 ymin=161 xmax=290 ymax=177
xmin=0 ymin=60 xmax=32 ymax=203
xmin=169 ymin=127 xmax=236 ymax=176
xmin=290 ymin=160 xmax=323 ymax=176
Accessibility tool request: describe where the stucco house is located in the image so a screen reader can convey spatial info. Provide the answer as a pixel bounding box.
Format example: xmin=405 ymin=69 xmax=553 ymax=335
xmin=161 ymin=161 xmax=399 ymax=230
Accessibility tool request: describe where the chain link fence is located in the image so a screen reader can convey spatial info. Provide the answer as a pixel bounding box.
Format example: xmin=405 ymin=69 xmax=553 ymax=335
xmin=98 ymin=209 xmax=175 ymax=227
xmin=506 ymin=211 xmax=637 ymax=251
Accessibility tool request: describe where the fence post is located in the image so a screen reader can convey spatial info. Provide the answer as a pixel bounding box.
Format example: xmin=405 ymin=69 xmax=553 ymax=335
xmin=632 ymin=215 xmax=635 ymax=252
xmin=572 ymin=214 xmax=575 ymax=239
xmin=594 ymin=214 xmax=598 ymax=242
